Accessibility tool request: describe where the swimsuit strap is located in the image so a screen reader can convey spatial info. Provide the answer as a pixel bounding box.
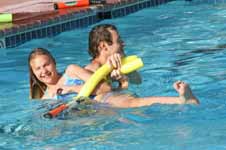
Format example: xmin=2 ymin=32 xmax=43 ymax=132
xmin=62 ymin=73 xmax=84 ymax=86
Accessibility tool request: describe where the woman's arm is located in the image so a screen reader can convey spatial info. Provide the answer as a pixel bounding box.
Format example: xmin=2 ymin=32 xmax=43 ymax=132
xmin=65 ymin=64 xmax=112 ymax=95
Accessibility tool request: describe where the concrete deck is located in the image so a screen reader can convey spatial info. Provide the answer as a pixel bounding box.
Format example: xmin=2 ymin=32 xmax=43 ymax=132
xmin=0 ymin=0 xmax=119 ymax=13
xmin=0 ymin=0 xmax=171 ymax=48
xmin=0 ymin=0 xmax=65 ymax=13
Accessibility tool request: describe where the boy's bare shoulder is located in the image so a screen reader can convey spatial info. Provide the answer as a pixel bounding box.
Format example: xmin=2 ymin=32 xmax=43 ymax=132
xmin=84 ymin=63 xmax=101 ymax=73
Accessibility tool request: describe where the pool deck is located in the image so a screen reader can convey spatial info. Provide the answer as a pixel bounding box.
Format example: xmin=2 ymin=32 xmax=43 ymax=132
xmin=0 ymin=0 xmax=173 ymax=48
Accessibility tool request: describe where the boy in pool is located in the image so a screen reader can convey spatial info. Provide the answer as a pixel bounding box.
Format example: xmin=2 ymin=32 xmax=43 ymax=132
xmin=84 ymin=24 xmax=200 ymax=107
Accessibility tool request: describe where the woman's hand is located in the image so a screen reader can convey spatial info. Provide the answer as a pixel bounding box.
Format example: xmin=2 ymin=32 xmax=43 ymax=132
xmin=56 ymin=85 xmax=82 ymax=95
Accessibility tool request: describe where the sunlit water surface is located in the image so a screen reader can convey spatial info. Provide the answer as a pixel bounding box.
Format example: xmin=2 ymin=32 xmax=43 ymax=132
xmin=1 ymin=1 xmax=226 ymax=149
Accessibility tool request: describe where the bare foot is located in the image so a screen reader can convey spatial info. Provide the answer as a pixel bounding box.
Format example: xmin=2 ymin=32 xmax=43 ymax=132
xmin=173 ymin=81 xmax=199 ymax=104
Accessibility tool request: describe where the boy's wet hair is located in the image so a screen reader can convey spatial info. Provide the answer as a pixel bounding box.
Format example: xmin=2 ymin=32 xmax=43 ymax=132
xmin=88 ymin=24 xmax=118 ymax=59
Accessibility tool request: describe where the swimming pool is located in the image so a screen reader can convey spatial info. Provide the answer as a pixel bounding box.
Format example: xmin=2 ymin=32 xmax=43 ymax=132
xmin=1 ymin=1 xmax=226 ymax=149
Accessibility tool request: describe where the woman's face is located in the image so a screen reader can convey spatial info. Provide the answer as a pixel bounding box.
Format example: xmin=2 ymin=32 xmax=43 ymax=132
xmin=30 ymin=54 xmax=58 ymax=85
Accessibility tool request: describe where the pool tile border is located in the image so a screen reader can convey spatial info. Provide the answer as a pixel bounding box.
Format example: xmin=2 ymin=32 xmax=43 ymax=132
xmin=0 ymin=0 xmax=173 ymax=48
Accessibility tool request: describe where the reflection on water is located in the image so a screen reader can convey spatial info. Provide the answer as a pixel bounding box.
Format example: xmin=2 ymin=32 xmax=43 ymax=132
xmin=1 ymin=1 xmax=226 ymax=149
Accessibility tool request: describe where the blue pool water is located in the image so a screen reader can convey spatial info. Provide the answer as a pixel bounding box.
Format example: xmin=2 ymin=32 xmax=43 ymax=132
xmin=1 ymin=1 xmax=226 ymax=149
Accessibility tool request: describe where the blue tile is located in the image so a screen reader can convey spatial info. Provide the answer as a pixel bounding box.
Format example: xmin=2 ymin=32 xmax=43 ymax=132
xmin=88 ymin=16 xmax=93 ymax=25
xmin=60 ymin=23 xmax=64 ymax=32
xmin=138 ymin=3 xmax=141 ymax=10
xmin=26 ymin=32 xmax=32 ymax=42
xmin=41 ymin=28 xmax=47 ymax=38
xmin=47 ymin=27 xmax=52 ymax=37
xmin=112 ymin=10 xmax=116 ymax=18
xmin=31 ymin=30 xmax=37 ymax=39
xmin=92 ymin=15 xmax=96 ymax=24
xmin=143 ymin=2 xmax=147 ymax=8
xmin=80 ymin=18 xmax=85 ymax=27
xmin=71 ymin=20 xmax=77 ymax=29
xmin=51 ymin=25 xmax=58 ymax=36
xmin=10 ymin=35 xmax=16 ymax=47
xmin=126 ymin=6 xmax=130 ymax=15
xmin=5 ymin=37 xmax=11 ymax=48
xmin=130 ymin=5 xmax=134 ymax=13
xmin=150 ymin=0 xmax=155 ymax=6
xmin=36 ymin=29 xmax=42 ymax=38
xmin=68 ymin=22 xmax=73 ymax=30
xmin=84 ymin=17 xmax=89 ymax=27
xmin=80 ymin=19 xmax=84 ymax=28
xmin=129 ymin=6 xmax=133 ymax=13
xmin=120 ymin=8 xmax=125 ymax=17
xmin=112 ymin=11 xmax=116 ymax=18
xmin=158 ymin=0 xmax=163 ymax=5
xmin=15 ymin=34 xmax=21 ymax=46
xmin=53 ymin=25 xmax=60 ymax=35
xmin=158 ymin=0 xmax=161 ymax=5
xmin=93 ymin=15 xmax=98 ymax=24
xmin=134 ymin=4 xmax=138 ymax=12
xmin=62 ymin=23 xmax=67 ymax=32
xmin=47 ymin=18 xmax=55 ymax=25
xmin=56 ymin=24 xmax=62 ymax=34
xmin=94 ymin=15 xmax=100 ymax=23
xmin=64 ymin=22 xmax=70 ymax=31
xmin=142 ymin=1 xmax=146 ymax=8
xmin=130 ymin=6 xmax=134 ymax=14
xmin=21 ymin=33 xmax=26 ymax=44
xmin=76 ymin=19 xmax=80 ymax=28
xmin=114 ymin=9 xmax=119 ymax=18
xmin=147 ymin=0 xmax=151 ymax=7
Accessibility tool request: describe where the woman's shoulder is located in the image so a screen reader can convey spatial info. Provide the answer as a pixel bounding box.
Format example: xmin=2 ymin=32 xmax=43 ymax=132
xmin=64 ymin=64 xmax=83 ymax=77
xmin=66 ymin=64 xmax=81 ymax=72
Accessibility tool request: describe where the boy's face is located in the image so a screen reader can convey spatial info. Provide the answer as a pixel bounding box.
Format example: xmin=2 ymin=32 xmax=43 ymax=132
xmin=106 ymin=29 xmax=124 ymax=57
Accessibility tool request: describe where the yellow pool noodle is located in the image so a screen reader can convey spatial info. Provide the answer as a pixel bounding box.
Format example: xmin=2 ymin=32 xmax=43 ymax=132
xmin=76 ymin=55 xmax=144 ymax=98
xmin=45 ymin=56 xmax=143 ymax=118
xmin=0 ymin=14 xmax=13 ymax=23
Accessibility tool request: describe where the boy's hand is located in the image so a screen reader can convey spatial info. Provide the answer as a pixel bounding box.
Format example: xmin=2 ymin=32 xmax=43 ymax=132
xmin=106 ymin=53 xmax=122 ymax=69
xmin=110 ymin=68 xmax=123 ymax=80
xmin=106 ymin=53 xmax=124 ymax=81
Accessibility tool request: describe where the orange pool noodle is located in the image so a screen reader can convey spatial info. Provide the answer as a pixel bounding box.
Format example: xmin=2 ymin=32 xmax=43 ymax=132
xmin=54 ymin=0 xmax=90 ymax=9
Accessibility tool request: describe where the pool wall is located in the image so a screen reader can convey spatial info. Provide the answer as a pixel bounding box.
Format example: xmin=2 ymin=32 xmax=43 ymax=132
xmin=0 ymin=0 xmax=173 ymax=48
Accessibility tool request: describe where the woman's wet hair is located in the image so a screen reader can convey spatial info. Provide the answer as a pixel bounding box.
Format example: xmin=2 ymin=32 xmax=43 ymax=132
xmin=28 ymin=48 xmax=56 ymax=99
